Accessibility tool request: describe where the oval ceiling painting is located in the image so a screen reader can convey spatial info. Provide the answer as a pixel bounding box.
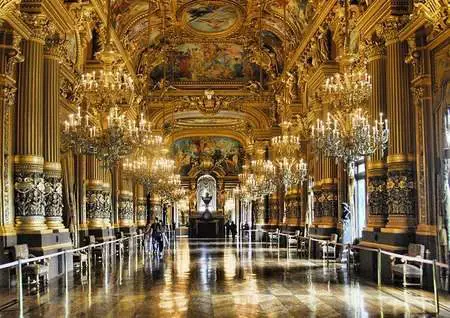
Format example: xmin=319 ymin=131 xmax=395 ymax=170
xmin=180 ymin=1 xmax=242 ymax=37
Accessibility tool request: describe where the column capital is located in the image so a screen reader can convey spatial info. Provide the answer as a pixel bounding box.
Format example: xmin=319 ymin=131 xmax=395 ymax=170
xmin=377 ymin=16 xmax=407 ymax=45
xmin=364 ymin=36 xmax=386 ymax=61
xmin=21 ymin=13 xmax=52 ymax=43
xmin=44 ymin=31 xmax=65 ymax=59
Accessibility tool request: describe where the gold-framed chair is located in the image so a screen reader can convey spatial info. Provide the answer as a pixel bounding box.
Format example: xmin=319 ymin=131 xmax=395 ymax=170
xmin=12 ymin=244 xmax=49 ymax=290
xmin=321 ymin=234 xmax=338 ymax=260
xmin=391 ymin=243 xmax=425 ymax=287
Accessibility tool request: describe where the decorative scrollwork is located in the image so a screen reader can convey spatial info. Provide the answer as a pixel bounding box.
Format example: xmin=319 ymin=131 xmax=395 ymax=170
xmin=86 ymin=189 xmax=105 ymax=219
xmin=14 ymin=172 xmax=45 ymax=217
xmin=44 ymin=176 xmax=63 ymax=217
xmin=386 ymin=170 xmax=415 ymax=216
xmin=118 ymin=198 xmax=133 ymax=220
xmin=367 ymin=175 xmax=387 ymax=216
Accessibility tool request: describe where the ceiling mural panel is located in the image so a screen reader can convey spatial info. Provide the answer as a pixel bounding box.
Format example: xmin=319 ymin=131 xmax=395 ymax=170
xmin=180 ymin=0 xmax=243 ymax=37
xmin=171 ymin=43 xmax=253 ymax=82
xmin=170 ymin=136 xmax=244 ymax=176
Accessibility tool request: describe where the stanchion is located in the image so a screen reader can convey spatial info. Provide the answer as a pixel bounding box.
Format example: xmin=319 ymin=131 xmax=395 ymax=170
xmin=347 ymin=244 xmax=351 ymax=272
xmin=64 ymin=251 xmax=69 ymax=292
xmin=308 ymin=237 xmax=311 ymax=260
xmin=377 ymin=248 xmax=381 ymax=287
xmin=17 ymin=260 xmax=23 ymax=318
xmin=433 ymin=260 xmax=440 ymax=314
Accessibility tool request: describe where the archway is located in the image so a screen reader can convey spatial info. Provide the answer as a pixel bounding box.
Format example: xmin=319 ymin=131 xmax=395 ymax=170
xmin=197 ymin=174 xmax=216 ymax=213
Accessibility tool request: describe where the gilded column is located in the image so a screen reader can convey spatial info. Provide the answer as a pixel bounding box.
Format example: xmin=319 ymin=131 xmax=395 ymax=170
xmin=86 ymin=155 xmax=104 ymax=228
xmin=406 ymin=33 xmax=436 ymax=237
xmin=318 ymin=158 xmax=338 ymax=230
xmin=111 ymin=165 xmax=119 ymax=228
xmin=43 ymin=32 xmax=64 ymax=230
xmin=14 ymin=15 xmax=48 ymax=232
xmin=102 ymin=167 xmax=112 ymax=227
xmin=382 ymin=17 xmax=416 ymax=231
xmin=76 ymin=155 xmax=87 ymax=229
xmin=118 ymin=168 xmax=133 ymax=227
xmin=365 ymin=35 xmax=388 ymax=229
xmin=0 ymin=26 xmax=20 ymax=235
xmin=136 ymin=184 xmax=147 ymax=227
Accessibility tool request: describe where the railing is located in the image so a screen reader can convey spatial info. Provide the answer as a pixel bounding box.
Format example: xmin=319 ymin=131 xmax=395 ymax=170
xmin=0 ymin=233 xmax=144 ymax=318
xmin=242 ymin=229 xmax=447 ymax=314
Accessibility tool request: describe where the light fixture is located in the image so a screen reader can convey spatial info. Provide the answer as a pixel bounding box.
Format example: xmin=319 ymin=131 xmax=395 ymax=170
xmin=310 ymin=0 xmax=389 ymax=167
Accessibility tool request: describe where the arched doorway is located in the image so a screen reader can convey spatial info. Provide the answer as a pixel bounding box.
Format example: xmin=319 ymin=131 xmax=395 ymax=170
xmin=197 ymin=174 xmax=216 ymax=213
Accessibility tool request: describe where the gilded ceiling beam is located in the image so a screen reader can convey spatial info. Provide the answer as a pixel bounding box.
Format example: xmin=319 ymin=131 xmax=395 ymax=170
xmin=282 ymin=0 xmax=337 ymax=77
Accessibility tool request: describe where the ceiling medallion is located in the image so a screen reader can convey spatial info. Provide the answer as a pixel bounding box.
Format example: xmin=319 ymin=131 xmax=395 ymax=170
xmin=178 ymin=0 xmax=244 ymax=38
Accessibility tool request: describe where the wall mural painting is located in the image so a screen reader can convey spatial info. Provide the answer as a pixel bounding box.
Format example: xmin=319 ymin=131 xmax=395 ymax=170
xmin=171 ymin=137 xmax=244 ymax=176
xmin=183 ymin=2 xmax=240 ymax=34
xmin=172 ymin=43 xmax=251 ymax=82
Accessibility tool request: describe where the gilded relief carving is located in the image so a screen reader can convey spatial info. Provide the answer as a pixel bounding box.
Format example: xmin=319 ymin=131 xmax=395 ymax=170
xmin=386 ymin=170 xmax=415 ymax=216
xmin=14 ymin=172 xmax=46 ymax=217
xmin=367 ymin=175 xmax=387 ymax=216
xmin=86 ymin=189 xmax=105 ymax=219
xmin=118 ymin=198 xmax=133 ymax=220
xmin=44 ymin=176 xmax=63 ymax=217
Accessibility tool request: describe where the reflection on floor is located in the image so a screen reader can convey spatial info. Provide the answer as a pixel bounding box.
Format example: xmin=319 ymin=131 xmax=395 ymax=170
xmin=0 ymin=238 xmax=449 ymax=317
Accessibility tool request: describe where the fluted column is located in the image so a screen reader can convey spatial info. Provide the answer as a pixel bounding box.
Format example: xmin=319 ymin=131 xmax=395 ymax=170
xmin=102 ymin=167 xmax=112 ymax=227
xmin=136 ymin=184 xmax=147 ymax=227
xmin=317 ymin=158 xmax=338 ymax=229
xmin=14 ymin=16 xmax=48 ymax=232
xmin=366 ymin=36 xmax=388 ymax=229
xmin=43 ymin=32 xmax=64 ymax=230
xmin=0 ymin=26 xmax=20 ymax=235
xmin=382 ymin=17 xmax=416 ymax=231
xmin=76 ymin=155 xmax=87 ymax=229
xmin=86 ymin=155 xmax=104 ymax=228
xmin=118 ymin=168 xmax=133 ymax=227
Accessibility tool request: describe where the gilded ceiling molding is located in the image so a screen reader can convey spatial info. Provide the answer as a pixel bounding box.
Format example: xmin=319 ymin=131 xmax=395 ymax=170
xmin=89 ymin=0 xmax=137 ymax=81
xmin=282 ymin=0 xmax=337 ymax=77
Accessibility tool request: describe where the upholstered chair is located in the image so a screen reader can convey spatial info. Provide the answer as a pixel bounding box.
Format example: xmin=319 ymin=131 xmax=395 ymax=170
xmin=391 ymin=243 xmax=425 ymax=287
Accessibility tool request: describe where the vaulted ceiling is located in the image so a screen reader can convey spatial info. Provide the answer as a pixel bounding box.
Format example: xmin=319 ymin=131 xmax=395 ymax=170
xmin=111 ymin=0 xmax=318 ymax=86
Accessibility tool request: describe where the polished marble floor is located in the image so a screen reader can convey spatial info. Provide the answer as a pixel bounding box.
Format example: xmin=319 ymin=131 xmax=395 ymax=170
xmin=0 ymin=238 xmax=449 ymax=317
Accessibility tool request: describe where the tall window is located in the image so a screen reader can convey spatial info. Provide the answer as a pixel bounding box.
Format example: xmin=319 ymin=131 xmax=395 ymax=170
xmin=354 ymin=160 xmax=366 ymax=238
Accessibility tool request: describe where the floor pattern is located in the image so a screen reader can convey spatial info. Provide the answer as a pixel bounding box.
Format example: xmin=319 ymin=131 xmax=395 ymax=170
xmin=0 ymin=239 xmax=449 ymax=317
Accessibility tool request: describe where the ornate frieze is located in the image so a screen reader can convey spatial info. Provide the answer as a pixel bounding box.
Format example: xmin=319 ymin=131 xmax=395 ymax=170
xmin=14 ymin=171 xmax=45 ymax=217
xmin=118 ymin=197 xmax=133 ymax=220
xmin=44 ymin=175 xmax=63 ymax=217
xmin=137 ymin=200 xmax=147 ymax=222
xmin=86 ymin=188 xmax=104 ymax=219
xmin=386 ymin=169 xmax=415 ymax=216
xmin=367 ymin=175 xmax=387 ymax=216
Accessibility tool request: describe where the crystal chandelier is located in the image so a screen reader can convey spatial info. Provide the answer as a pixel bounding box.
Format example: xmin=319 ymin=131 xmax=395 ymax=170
xmin=271 ymin=121 xmax=301 ymax=159
xmin=276 ymin=157 xmax=308 ymax=189
xmin=309 ymin=0 xmax=389 ymax=166
xmin=311 ymin=109 xmax=389 ymax=165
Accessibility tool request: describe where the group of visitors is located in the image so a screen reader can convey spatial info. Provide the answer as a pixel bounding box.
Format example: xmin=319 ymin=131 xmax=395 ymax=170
xmin=225 ymin=220 xmax=237 ymax=239
xmin=144 ymin=217 xmax=165 ymax=258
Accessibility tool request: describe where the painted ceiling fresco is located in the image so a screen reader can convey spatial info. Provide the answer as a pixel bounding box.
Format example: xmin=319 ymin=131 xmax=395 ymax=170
xmin=111 ymin=0 xmax=319 ymax=83
xmin=172 ymin=43 xmax=247 ymax=82
xmin=170 ymin=137 xmax=244 ymax=176
xmin=181 ymin=1 xmax=242 ymax=36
